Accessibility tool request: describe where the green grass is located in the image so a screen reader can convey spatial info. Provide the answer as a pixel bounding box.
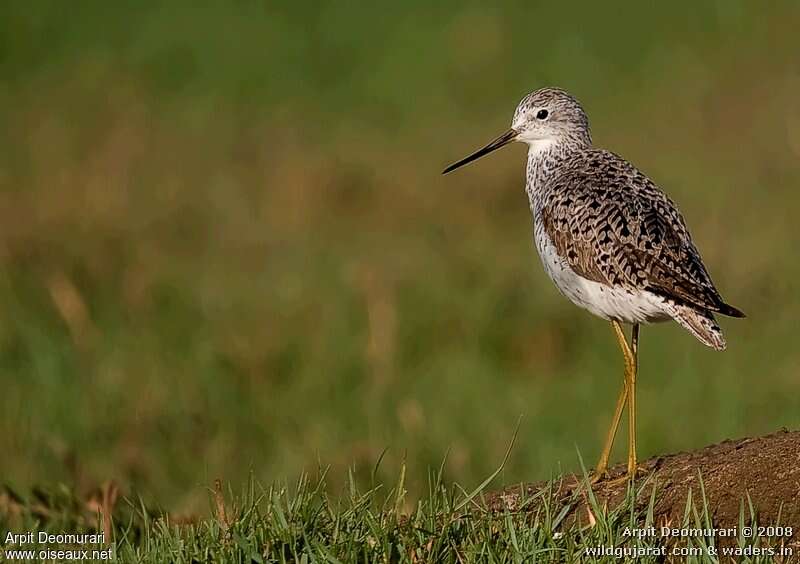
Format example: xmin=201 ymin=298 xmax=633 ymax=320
xmin=1 ymin=463 xmax=791 ymax=563
xmin=0 ymin=0 xmax=799 ymax=536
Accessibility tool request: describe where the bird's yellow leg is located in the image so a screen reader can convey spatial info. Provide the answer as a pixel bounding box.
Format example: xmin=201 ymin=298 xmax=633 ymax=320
xmin=591 ymin=321 xmax=637 ymax=482
xmin=612 ymin=321 xmax=640 ymax=477
xmin=628 ymin=324 xmax=640 ymax=476
xmin=591 ymin=380 xmax=627 ymax=482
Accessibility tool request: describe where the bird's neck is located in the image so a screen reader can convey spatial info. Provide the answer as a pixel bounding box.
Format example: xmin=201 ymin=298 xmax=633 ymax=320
xmin=525 ymin=140 xmax=583 ymax=212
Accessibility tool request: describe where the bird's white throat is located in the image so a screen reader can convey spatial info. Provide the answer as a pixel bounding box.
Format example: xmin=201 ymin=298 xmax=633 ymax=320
xmin=524 ymin=138 xmax=557 ymax=156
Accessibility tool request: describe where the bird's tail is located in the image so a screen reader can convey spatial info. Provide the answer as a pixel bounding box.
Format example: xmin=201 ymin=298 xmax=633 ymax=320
xmin=670 ymin=305 xmax=726 ymax=351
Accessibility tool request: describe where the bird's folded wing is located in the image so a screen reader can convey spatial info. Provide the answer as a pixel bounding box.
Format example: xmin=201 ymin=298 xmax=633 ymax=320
xmin=540 ymin=156 xmax=731 ymax=314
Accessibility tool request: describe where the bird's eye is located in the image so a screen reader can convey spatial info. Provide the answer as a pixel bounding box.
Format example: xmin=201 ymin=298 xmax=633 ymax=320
xmin=536 ymin=109 xmax=549 ymax=120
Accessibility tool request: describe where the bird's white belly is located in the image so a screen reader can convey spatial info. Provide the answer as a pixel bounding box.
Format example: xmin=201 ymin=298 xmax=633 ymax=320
xmin=533 ymin=227 xmax=670 ymax=324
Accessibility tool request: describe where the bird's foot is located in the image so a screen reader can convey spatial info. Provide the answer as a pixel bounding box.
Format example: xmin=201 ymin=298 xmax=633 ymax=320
xmin=588 ymin=466 xmax=645 ymax=488
xmin=589 ymin=470 xmax=609 ymax=485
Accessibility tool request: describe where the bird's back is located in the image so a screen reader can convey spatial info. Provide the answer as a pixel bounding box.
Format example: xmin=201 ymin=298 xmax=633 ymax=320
xmin=531 ymin=148 xmax=744 ymax=348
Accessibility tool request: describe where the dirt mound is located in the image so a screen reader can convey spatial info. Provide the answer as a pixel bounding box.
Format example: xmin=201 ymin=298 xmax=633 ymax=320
xmin=487 ymin=429 xmax=800 ymax=548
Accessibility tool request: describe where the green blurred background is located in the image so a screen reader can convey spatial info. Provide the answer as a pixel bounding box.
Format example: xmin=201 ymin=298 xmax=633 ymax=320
xmin=1 ymin=1 xmax=798 ymax=514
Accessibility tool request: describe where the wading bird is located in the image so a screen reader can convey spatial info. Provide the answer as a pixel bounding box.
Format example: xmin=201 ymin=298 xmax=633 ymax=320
xmin=443 ymin=88 xmax=744 ymax=481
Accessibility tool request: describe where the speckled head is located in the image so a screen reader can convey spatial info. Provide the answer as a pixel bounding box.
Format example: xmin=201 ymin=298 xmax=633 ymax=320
xmin=443 ymin=87 xmax=592 ymax=174
xmin=512 ymin=87 xmax=591 ymax=150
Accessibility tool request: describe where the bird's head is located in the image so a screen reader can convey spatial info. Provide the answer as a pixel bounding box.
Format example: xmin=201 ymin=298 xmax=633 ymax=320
xmin=443 ymin=87 xmax=592 ymax=174
xmin=512 ymin=87 xmax=591 ymax=151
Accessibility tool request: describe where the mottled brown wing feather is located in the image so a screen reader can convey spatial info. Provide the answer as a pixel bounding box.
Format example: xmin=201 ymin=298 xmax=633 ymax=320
xmin=539 ymin=150 xmax=741 ymax=316
xmin=540 ymin=206 xmax=609 ymax=285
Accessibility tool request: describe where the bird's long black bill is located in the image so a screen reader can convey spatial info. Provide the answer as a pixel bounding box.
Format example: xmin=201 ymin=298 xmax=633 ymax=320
xmin=442 ymin=128 xmax=518 ymax=174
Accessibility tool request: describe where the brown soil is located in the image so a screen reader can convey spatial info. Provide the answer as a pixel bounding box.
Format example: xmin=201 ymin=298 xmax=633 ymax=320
xmin=486 ymin=428 xmax=800 ymax=549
